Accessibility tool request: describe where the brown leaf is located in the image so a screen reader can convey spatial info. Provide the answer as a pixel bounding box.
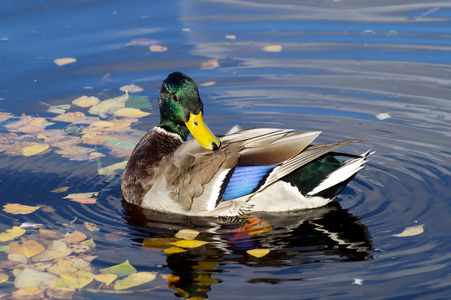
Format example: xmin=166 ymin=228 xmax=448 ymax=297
xmin=9 ymin=238 xmax=46 ymax=258
xmin=52 ymin=112 xmax=85 ymax=123
xmin=32 ymin=240 xmax=72 ymax=262
xmin=149 ymin=45 xmax=167 ymax=52
xmin=72 ymin=96 xmax=101 ymax=107
xmin=63 ymin=230 xmax=87 ymax=244
xmin=70 ymin=198 xmax=97 ymax=204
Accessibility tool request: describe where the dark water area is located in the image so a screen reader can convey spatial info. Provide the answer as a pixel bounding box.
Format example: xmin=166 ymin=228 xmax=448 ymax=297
xmin=1 ymin=0 xmax=451 ymax=299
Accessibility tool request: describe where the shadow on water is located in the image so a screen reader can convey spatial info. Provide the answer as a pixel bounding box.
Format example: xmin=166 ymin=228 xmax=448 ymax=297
xmin=121 ymin=200 xmax=373 ymax=298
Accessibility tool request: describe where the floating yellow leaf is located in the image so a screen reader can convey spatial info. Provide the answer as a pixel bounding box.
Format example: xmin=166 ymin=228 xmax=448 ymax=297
xmin=88 ymin=94 xmax=128 ymax=115
xmin=226 ymin=35 xmax=236 ymax=40
xmin=81 ymin=238 xmax=96 ymax=248
xmin=83 ymin=222 xmax=100 ymax=232
xmin=95 ymin=274 xmax=117 ymax=286
xmin=54 ymin=57 xmax=77 ymax=66
xmin=246 ymin=248 xmax=270 ymax=258
xmin=98 ymin=161 xmax=128 ymax=176
xmin=114 ymin=272 xmax=157 ymax=290
xmin=64 ymin=192 xmax=96 ymax=199
xmin=0 ymin=226 xmax=26 ymax=242
xmin=72 ymin=95 xmax=101 ymax=107
xmin=174 ymin=229 xmax=200 ymax=240
xmin=0 ymin=273 xmax=9 ymax=284
xmin=3 ymin=203 xmax=40 ymax=215
xmin=55 ymin=146 xmax=94 ymax=161
xmin=376 ymin=113 xmax=391 ymax=120
xmin=52 ymin=112 xmax=85 ymax=123
xmin=9 ymin=238 xmax=45 ymax=258
xmin=165 ymin=274 xmax=180 ymax=283
xmin=113 ymin=107 xmax=150 ymax=118
xmin=200 ymin=58 xmax=220 ymax=70
xmin=71 ymin=198 xmax=97 ymax=204
xmin=164 ymin=247 xmax=187 ymax=254
xmin=23 ymin=143 xmax=49 ymax=156
xmin=13 ymin=286 xmax=44 ymax=297
xmin=60 ymin=270 xmax=94 ymax=289
xmin=393 ymin=224 xmax=424 ymax=237
xmin=100 ymin=260 xmax=137 ymax=277
xmin=142 ymin=237 xmax=179 ymax=249
xmin=262 ymin=45 xmax=282 ymax=52
xmin=119 ymin=84 xmax=143 ymax=93
xmin=149 ymin=45 xmax=167 ymax=52
xmin=51 ymin=186 xmax=70 ymax=193
xmin=170 ymin=240 xmax=208 ymax=249
xmin=199 ymin=81 xmax=216 ymax=87
xmin=32 ymin=240 xmax=72 ymax=262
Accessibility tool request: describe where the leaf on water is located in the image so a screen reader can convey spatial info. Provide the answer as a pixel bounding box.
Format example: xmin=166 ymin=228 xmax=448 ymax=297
xmin=246 ymin=248 xmax=270 ymax=258
xmin=149 ymin=45 xmax=168 ymax=52
xmin=100 ymin=260 xmax=137 ymax=278
xmin=13 ymin=286 xmax=45 ymax=298
xmin=19 ymin=222 xmax=43 ymax=229
xmin=46 ymin=287 xmax=75 ymax=299
xmin=142 ymin=237 xmax=179 ymax=249
xmin=8 ymin=253 xmax=28 ymax=264
xmin=98 ymin=161 xmax=128 ymax=176
xmin=3 ymin=203 xmax=40 ymax=215
xmin=83 ymin=222 xmax=100 ymax=232
xmin=60 ymin=270 xmax=94 ymax=289
xmin=0 ymin=226 xmax=26 ymax=242
xmin=47 ymin=104 xmax=71 ymax=114
xmin=86 ymin=120 xmax=134 ymax=132
xmin=199 ymin=81 xmax=216 ymax=87
xmin=125 ymin=95 xmax=151 ymax=109
xmin=0 ymin=246 xmax=9 ymax=252
xmin=0 ymin=273 xmax=8 ymax=284
xmin=114 ymin=272 xmax=157 ymax=290
xmin=23 ymin=143 xmax=50 ymax=156
xmin=71 ymin=198 xmax=97 ymax=204
xmin=95 ymin=273 xmax=117 ymax=286
xmin=163 ymin=247 xmax=187 ymax=254
xmin=14 ymin=267 xmax=57 ymax=289
xmin=88 ymin=94 xmax=129 ymax=115
xmin=72 ymin=95 xmax=101 ymax=107
xmin=165 ymin=274 xmax=181 ymax=283
xmin=225 ymin=35 xmax=236 ymax=40
xmin=81 ymin=133 xmax=107 ymax=145
xmin=80 ymin=238 xmax=96 ymax=248
xmin=9 ymin=238 xmax=45 ymax=258
xmin=54 ymin=57 xmax=77 ymax=66
xmin=51 ymin=186 xmax=70 ymax=193
xmin=32 ymin=240 xmax=72 ymax=262
xmin=104 ymin=136 xmax=137 ymax=151
xmin=170 ymin=240 xmax=208 ymax=249
xmin=262 ymin=45 xmax=282 ymax=52
xmin=63 ymin=230 xmax=87 ymax=244
xmin=55 ymin=146 xmax=95 ymax=161
xmin=39 ymin=228 xmax=62 ymax=239
xmin=88 ymin=152 xmax=105 ymax=160
xmin=0 ymin=112 xmax=12 ymax=122
xmin=119 ymin=84 xmax=143 ymax=93
xmin=113 ymin=107 xmax=150 ymax=118
xmin=174 ymin=229 xmax=200 ymax=240
xmin=64 ymin=192 xmax=97 ymax=199
xmin=52 ymin=112 xmax=86 ymax=123
xmin=393 ymin=224 xmax=424 ymax=237
xmin=200 ymin=58 xmax=220 ymax=70
xmin=376 ymin=113 xmax=391 ymax=120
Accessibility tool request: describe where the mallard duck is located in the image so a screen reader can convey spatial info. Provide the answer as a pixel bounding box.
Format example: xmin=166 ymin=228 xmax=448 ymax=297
xmin=121 ymin=72 xmax=371 ymax=217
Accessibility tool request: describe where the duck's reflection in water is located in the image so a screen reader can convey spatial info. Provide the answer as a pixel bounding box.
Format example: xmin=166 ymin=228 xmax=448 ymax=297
xmin=122 ymin=201 xmax=373 ymax=298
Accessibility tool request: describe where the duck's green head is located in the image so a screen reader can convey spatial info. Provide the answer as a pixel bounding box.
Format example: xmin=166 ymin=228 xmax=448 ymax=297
xmin=158 ymin=72 xmax=220 ymax=150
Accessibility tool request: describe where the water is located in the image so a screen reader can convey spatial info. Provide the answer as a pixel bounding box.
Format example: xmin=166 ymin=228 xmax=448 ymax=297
xmin=1 ymin=0 xmax=451 ymax=299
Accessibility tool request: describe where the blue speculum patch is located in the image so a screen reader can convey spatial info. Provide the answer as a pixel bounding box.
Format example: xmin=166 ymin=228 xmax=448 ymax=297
xmin=222 ymin=165 xmax=277 ymax=200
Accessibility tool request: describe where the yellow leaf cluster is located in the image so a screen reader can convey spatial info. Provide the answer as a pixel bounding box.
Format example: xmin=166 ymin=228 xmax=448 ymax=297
xmin=0 ymin=226 xmax=26 ymax=242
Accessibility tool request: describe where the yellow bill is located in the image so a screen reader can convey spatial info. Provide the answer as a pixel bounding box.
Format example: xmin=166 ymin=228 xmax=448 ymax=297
xmin=185 ymin=112 xmax=221 ymax=150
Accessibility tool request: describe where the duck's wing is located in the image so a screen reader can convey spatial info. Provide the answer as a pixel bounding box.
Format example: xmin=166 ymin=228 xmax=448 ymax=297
xmin=162 ymin=128 xmax=322 ymax=214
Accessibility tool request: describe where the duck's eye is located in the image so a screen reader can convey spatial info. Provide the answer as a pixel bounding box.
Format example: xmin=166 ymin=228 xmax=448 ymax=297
xmin=172 ymin=94 xmax=179 ymax=102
